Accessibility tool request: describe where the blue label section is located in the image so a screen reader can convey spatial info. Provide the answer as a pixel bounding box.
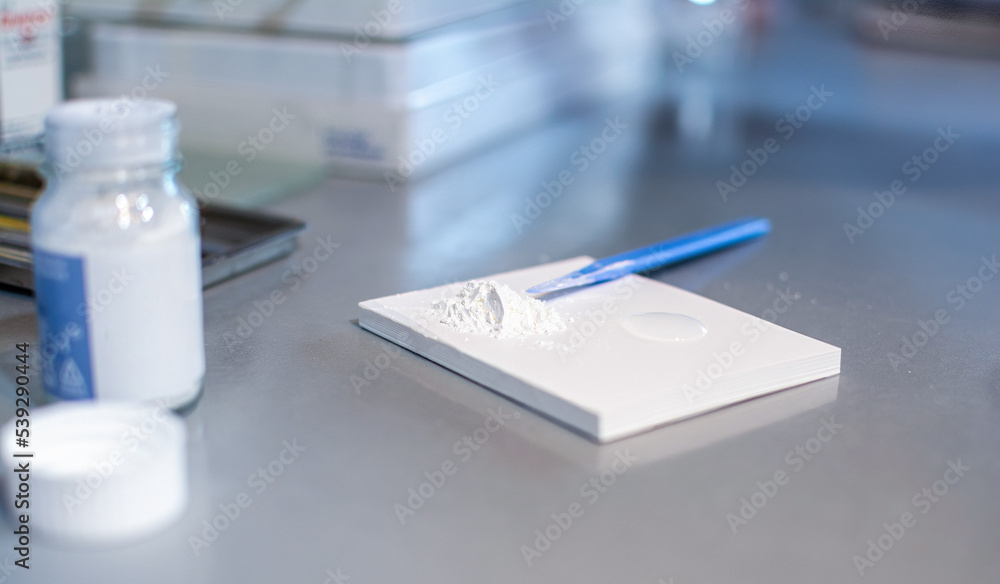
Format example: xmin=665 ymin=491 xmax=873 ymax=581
xmin=34 ymin=249 xmax=94 ymax=399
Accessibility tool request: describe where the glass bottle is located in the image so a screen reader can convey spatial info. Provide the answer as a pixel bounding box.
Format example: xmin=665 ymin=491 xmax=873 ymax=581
xmin=31 ymin=99 xmax=204 ymax=408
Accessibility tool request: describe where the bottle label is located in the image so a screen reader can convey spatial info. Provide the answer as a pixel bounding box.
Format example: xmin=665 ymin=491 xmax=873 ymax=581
xmin=34 ymin=249 xmax=95 ymax=399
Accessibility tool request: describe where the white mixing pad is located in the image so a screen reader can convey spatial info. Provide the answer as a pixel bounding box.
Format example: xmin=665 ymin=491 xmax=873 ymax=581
xmin=359 ymin=257 xmax=841 ymax=442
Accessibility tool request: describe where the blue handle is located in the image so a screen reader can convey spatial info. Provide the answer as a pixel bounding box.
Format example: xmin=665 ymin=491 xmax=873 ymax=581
xmin=594 ymin=217 xmax=772 ymax=275
xmin=526 ymin=216 xmax=771 ymax=294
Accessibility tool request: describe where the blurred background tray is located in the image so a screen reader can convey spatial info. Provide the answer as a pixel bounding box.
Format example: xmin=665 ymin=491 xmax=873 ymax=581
xmin=0 ymin=162 xmax=306 ymax=293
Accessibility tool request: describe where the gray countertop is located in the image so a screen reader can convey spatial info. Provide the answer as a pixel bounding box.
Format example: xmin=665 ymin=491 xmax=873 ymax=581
xmin=1 ymin=101 xmax=999 ymax=583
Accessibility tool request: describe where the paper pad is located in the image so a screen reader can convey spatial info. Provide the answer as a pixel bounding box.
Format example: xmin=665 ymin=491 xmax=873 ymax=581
xmin=359 ymin=257 xmax=841 ymax=442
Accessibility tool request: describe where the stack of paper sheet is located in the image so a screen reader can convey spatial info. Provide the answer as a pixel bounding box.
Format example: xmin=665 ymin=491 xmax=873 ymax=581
xmin=359 ymin=257 xmax=841 ymax=442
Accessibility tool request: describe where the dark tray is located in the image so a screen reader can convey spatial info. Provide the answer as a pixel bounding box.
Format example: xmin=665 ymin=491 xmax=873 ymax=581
xmin=0 ymin=162 xmax=306 ymax=293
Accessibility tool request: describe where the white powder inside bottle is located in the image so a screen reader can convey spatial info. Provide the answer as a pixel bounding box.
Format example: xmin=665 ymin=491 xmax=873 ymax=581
xmin=432 ymin=280 xmax=566 ymax=338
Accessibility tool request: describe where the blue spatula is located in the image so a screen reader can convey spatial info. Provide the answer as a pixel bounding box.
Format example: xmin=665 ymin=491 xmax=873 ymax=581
xmin=526 ymin=216 xmax=771 ymax=295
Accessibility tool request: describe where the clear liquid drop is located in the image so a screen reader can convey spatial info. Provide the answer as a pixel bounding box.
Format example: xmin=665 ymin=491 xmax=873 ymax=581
xmin=621 ymin=312 xmax=707 ymax=342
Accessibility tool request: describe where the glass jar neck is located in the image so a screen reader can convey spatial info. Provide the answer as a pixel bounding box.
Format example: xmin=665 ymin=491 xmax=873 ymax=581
xmin=45 ymin=159 xmax=181 ymax=188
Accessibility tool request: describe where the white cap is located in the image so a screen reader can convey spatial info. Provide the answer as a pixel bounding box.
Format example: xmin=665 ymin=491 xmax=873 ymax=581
xmin=1 ymin=401 xmax=188 ymax=546
xmin=44 ymin=99 xmax=179 ymax=170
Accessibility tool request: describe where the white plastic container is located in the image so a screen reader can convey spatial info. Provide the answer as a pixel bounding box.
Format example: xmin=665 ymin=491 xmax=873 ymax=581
xmin=0 ymin=0 xmax=63 ymax=151
xmin=31 ymin=99 xmax=205 ymax=408
xmin=69 ymin=1 xmax=658 ymax=180
xmin=67 ymin=0 xmax=525 ymax=39
xmin=1 ymin=402 xmax=189 ymax=545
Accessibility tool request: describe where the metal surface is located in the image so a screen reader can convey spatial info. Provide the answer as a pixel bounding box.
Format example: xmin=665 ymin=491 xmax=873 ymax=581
xmin=0 ymin=104 xmax=998 ymax=583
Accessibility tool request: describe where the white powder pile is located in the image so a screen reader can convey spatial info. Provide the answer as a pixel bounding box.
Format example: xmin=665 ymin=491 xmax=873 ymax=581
xmin=432 ymin=280 xmax=566 ymax=339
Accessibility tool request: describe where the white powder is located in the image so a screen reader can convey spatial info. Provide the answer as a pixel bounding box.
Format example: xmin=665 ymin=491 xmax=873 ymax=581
xmin=432 ymin=280 xmax=566 ymax=338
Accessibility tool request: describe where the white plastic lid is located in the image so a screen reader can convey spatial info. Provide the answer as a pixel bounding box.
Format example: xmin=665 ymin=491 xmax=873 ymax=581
xmin=1 ymin=401 xmax=188 ymax=546
xmin=44 ymin=99 xmax=179 ymax=170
